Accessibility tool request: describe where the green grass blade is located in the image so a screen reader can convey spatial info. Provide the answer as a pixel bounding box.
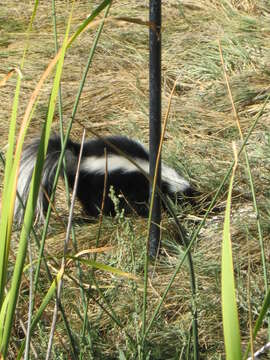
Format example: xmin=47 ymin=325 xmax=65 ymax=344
xmin=0 ymin=0 xmax=39 ymax=321
xmin=0 ymin=292 xmax=10 ymax=343
xmin=0 ymin=9 xmax=70 ymax=356
xmin=0 ymin=75 xmax=22 ymax=310
xmin=68 ymin=0 xmax=112 ymax=47
xmin=67 ymin=256 xmax=138 ymax=281
xmin=221 ymin=147 xmax=242 ymax=360
xmin=219 ymin=40 xmax=269 ymax=339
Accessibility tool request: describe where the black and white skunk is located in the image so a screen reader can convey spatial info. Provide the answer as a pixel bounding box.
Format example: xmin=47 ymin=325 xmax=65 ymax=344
xmin=15 ymin=135 xmax=194 ymax=222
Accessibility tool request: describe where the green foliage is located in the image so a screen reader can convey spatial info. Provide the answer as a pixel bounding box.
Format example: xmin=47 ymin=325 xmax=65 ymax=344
xmin=0 ymin=1 xmax=114 ymax=358
xmin=221 ymin=152 xmax=242 ymax=359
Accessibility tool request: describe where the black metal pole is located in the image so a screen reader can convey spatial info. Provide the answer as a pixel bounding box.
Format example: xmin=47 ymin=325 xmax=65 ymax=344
xmin=149 ymin=0 xmax=161 ymax=258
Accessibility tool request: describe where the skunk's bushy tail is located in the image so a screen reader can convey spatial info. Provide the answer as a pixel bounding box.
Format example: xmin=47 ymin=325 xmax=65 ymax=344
xmin=15 ymin=136 xmax=78 ymax=223
xmin=15 ymin=135 xmax=193 ymax=222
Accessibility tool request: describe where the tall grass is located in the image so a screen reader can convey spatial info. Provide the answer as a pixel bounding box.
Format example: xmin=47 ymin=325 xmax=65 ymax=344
xmin=0 ymin=1 xmax=116 ymax=358
xmin=221 ymin=144 xmax=242 ymax=360
xmin=0 ymin=2 xmax=72 ymax=355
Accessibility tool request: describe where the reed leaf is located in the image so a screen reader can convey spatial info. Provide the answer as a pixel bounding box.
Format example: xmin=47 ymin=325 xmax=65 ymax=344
xmin=221 ymin=145 xmax=242 ymax=360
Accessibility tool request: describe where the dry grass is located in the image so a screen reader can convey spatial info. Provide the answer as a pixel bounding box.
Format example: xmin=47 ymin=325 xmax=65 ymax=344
xmin=1 ymin=0 xmax=270 ymax=358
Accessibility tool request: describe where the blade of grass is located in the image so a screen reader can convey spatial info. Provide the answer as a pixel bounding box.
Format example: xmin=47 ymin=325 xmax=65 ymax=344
xmin=247 ymin=239 xmax=254 ymax=360
xmin=221 ymin=143 xmax=242 ymax=360
xmin=0 ymin=293 xmax=10 ymax=343
xmin=0 ymin=5 xmax=71 ymax=356
xmin=24 ymin=239 xmax=34 ymax=360
xmin=67 ymin=257 xmax=139 ymax=281
xmin=0 ymin=86 xmax=38 ymax=305
xmin=0 ymin=0 xmax=39 ymax=352
xmin=219 ymin=40 xmax=269 ymax=339
xmin=0 ymin=74 xmax=22 ymax=308
xmin=68 ymin=0 xmax=112 ymax=46
xmin=0 ymin=68 xmax=21 ymax=87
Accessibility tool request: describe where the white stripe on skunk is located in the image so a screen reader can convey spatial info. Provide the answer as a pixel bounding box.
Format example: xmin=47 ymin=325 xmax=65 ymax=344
xmin=80 ymin=156 xmax=190 ymax=192
xmin=15 ymin=135 xmax=193 ymax=222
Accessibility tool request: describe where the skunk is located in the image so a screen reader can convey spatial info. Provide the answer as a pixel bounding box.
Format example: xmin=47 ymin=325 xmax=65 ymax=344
xmin=15 ymin=135 xmax=194 ymax=222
